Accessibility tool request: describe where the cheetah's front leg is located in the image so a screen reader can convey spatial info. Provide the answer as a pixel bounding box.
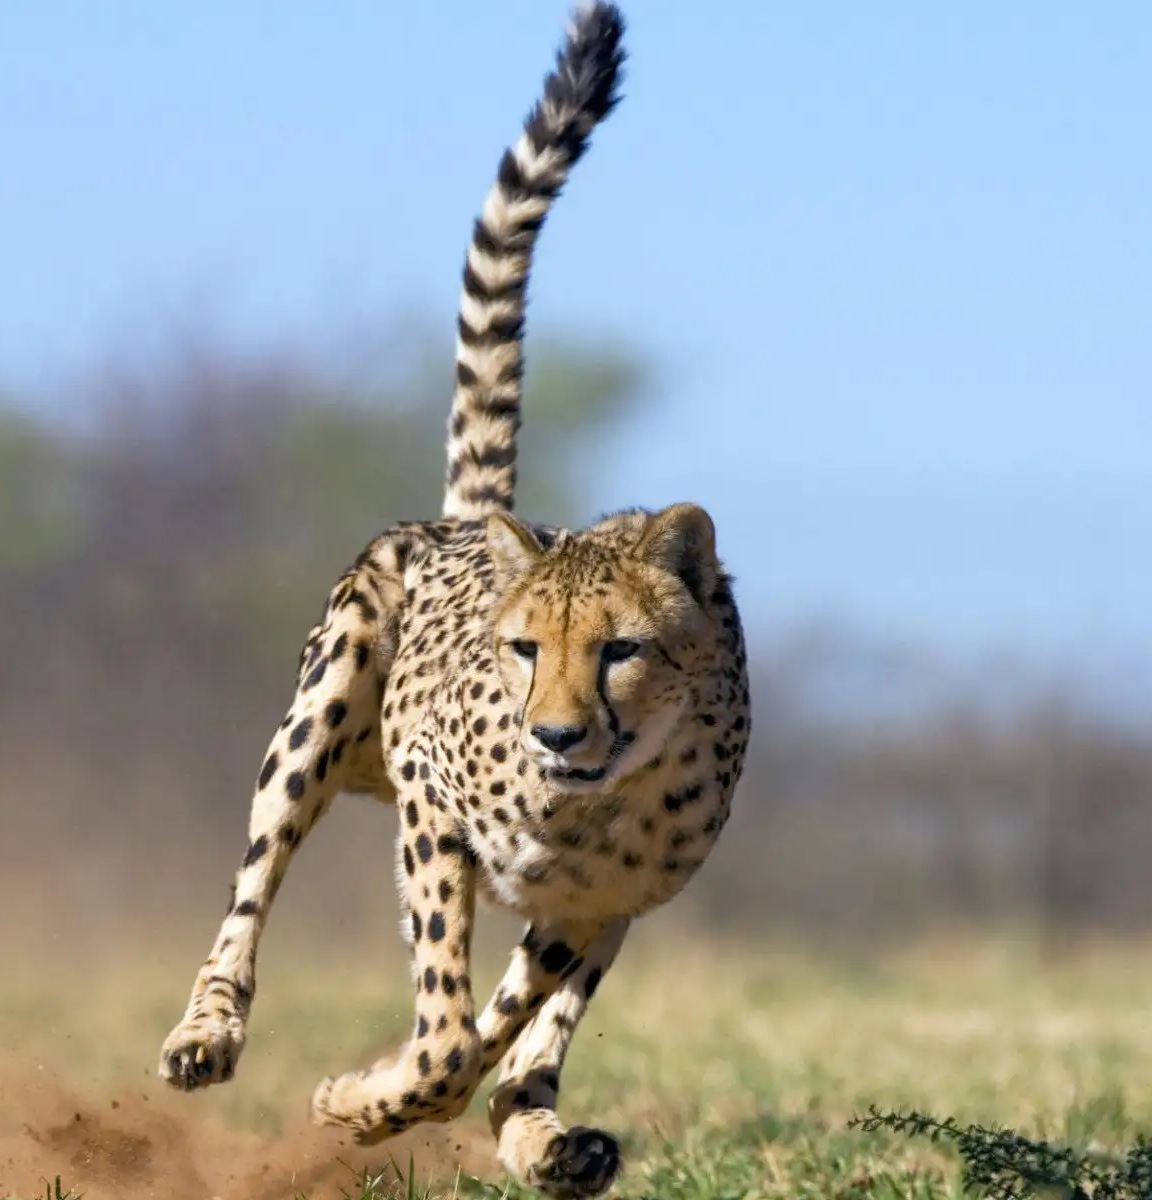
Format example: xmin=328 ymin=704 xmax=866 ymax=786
xmin=159 ymin=562 xmax=393 ymax=1092
xmin=311 ymin=743 xmax=482 ymax=1140
xmin=486 ymin=921 xmax=630 ymax=1199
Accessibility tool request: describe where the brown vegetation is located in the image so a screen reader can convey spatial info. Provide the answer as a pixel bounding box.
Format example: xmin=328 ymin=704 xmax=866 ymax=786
xmin=2 ymin=333 xmax=1150 ymax=1196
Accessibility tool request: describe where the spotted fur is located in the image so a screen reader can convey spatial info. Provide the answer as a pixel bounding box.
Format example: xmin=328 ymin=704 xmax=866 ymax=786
xmin=158 ymin=7 xmax=749 ymax=1197
xmin=443 ymin=0 xmax=624 ymax=521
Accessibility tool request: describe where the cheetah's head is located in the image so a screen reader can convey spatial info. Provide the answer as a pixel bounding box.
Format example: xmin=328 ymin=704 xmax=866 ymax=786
xmin=486 ymin=503 xmax=719 ymax=794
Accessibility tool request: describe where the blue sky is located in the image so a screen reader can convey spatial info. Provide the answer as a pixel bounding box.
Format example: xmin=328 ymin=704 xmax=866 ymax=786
xmin=2 ymin=1 xmax=1149 ymax=661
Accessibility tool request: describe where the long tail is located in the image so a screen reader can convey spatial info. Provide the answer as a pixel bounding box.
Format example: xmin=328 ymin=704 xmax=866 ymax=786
xmin=442 ymin=3 xmax=626 ymax=520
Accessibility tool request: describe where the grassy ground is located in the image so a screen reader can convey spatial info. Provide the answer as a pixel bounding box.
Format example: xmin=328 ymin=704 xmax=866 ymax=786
xmin=6 ymin=932 xmax=1152 ymax=1199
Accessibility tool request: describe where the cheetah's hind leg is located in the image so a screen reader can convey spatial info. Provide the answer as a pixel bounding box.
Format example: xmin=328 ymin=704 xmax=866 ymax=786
xmin=158 ymin=538 xmax=405 ymax=1092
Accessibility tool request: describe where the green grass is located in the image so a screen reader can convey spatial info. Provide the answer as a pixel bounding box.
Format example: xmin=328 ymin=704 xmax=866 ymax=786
xmin=7 ymin=933 xmax=1152 ymax=1198
xmin=6 ymin=1181 xmax=82 ymax=1200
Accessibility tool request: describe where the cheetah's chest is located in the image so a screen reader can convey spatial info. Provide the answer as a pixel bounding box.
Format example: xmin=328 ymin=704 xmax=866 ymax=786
xmin=465 ymin=748 xmax=730 ymax=923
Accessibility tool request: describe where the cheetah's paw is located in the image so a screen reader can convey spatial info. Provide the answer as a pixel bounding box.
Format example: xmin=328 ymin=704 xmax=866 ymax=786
xmin=311 ymin=1054 xmax=477 ymax=1144
xmin=530 ymin=1127 xmax=622 ymax=1199
xmin=310 ymin=1070 xmax=411 ymax=1144
xmin=158 ymin=1016 xmax=245 ymax=1091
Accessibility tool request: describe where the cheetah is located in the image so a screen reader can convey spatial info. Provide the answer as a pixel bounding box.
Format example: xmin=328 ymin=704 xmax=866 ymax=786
xmin=158 ymin=4 xmax=750 ymax=1195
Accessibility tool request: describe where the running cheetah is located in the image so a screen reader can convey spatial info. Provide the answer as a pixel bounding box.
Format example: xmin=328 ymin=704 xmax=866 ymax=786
xmin=158 ymin=5 xmax=750 ymax=1194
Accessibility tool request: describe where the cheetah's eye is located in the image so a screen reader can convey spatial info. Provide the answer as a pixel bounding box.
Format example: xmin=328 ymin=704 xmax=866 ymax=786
xmin=509 ymin=639 xmax=538 ymax=661
xmin=602 ymin=639 xmax=641 ymax=663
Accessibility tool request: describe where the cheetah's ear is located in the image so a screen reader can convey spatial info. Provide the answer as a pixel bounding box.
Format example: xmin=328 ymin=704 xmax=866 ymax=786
xmin=486 ymin=512 xmax=544 ymax=583
xmin=634 ymin=503 xmax=717 ymax=606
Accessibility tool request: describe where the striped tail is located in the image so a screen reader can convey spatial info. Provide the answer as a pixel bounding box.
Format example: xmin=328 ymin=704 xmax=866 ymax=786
xmin=442 ymin=2 xmax=626 ymax=520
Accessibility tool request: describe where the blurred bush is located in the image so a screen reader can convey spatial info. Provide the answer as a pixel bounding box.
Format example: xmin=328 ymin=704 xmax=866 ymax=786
xmin=1 ymin=326 xmax=1149 ymax=948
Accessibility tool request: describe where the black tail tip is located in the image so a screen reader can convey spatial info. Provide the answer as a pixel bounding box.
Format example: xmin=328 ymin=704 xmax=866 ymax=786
xmin=569 ymin=1 xmax=626 ymax=50
xmin=557 ymin=2 xmax=627 ymax=119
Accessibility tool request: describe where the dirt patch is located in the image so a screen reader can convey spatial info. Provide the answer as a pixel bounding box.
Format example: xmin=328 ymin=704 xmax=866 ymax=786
xmin=1 ymin=1064 xmax=498 ymax=1200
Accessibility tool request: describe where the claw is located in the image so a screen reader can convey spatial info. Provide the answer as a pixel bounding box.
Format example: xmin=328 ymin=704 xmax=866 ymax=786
xmin=538 ymin=1127 xmax=621 ymax=1199
xmin=158 ymin=1017 xmax=246 ymax=1092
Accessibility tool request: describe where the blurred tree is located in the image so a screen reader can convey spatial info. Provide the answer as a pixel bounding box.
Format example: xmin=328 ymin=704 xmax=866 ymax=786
xmin=8 ymin=327 xmax=1152 ymax=946
xmin=0 ymin=326 xmax=651 ymax=833
xmin=0 ymin=409 xmax=83 ymax=572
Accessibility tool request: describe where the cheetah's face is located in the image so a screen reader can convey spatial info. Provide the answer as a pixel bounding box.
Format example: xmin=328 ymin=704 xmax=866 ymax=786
xmin=486 ymin=504 xmax=718 ymax=794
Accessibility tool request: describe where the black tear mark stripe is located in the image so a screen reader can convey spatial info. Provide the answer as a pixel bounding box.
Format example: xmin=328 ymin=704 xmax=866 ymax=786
xmin=520 ymin=652 xmax=539 ymax=733
xmin=595 ymin=654 xmax=621 ymax=739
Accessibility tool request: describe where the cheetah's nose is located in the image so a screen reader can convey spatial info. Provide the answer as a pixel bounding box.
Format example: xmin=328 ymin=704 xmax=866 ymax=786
xmin=531 ymin=724 xmax=588 ymax=754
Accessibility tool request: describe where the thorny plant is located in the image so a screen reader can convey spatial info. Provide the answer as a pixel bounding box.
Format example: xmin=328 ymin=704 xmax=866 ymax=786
xmin=850 ymin=1106 xmax=1152 ymax=1199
